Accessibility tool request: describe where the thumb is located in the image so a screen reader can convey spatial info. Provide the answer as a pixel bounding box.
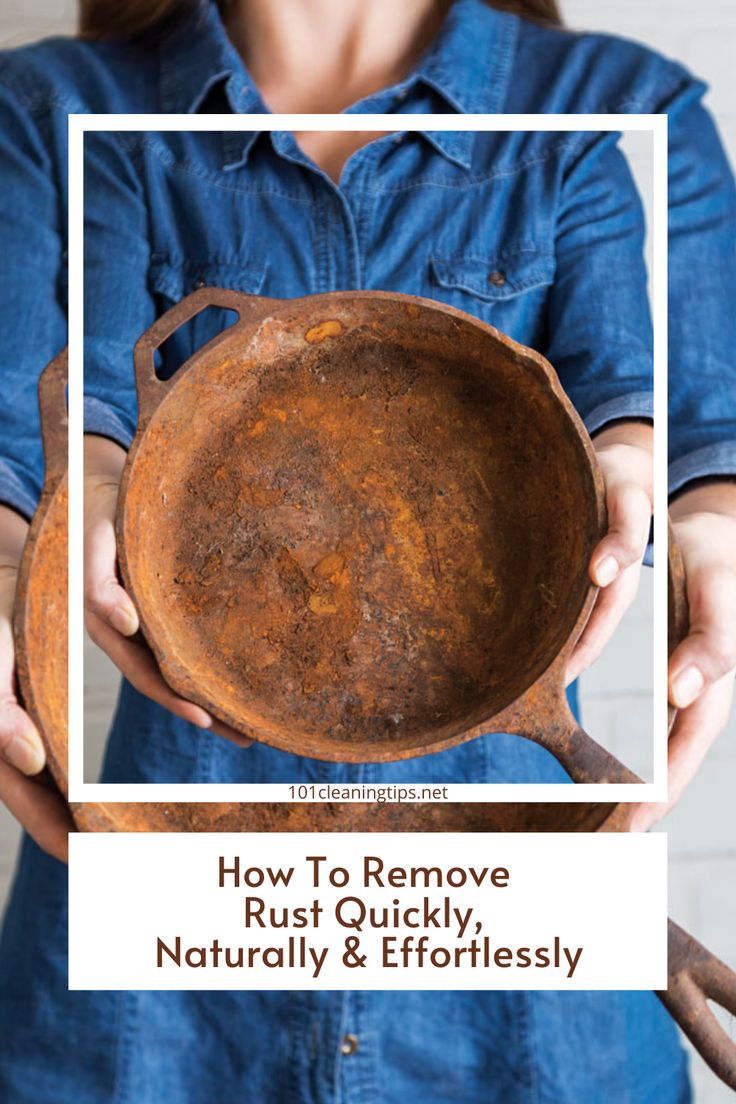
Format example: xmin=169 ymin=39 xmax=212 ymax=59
xmin=668 ymin=565 xmax=736 ymax=709
xmin=0 ymin=612 xmax=45 ymax=775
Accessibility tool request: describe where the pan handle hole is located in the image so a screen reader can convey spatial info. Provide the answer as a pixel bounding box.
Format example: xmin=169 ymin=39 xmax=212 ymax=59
xmin=153 ymin=305 xmax=240 ymax=382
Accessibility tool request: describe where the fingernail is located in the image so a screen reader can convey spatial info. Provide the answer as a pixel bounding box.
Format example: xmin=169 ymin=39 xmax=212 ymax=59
xmin=110 ymin=606 xmax=138 ymax=636
xmin=594 ymin=555 xmax=619 ymax=587
xmin=5 ymin=733 xmax=45 ymax=775
xmin=672 ymin=665 xmax=705 ymax=709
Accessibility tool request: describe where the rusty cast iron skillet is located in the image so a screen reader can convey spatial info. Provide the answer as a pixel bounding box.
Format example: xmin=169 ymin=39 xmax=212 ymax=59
xmin=13 ymin=351 xmax=69 ymax=799
xmin=117 ymin=286 xmax=639 ymax=783
xmin=14 ymin=349 xmax=736 ymax=1088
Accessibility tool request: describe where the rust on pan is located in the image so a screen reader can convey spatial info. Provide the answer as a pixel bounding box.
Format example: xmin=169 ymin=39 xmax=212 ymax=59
xmin=660 ymin=921 xmax=736 ymax=1090
xmin=668 ymin=520 xmax=689 ymax=657
xmin=75 ymin=800 xmax=624 ymax=835
xmin=13 ymin=350 xmax=69 ymax=798
xmin=116 ymin=287 xmax=639 ymax=783
xmin=668 ymin=522 xmax=689 ymax=732
xmin=12 ymin=356 xmax=736 ymax=1091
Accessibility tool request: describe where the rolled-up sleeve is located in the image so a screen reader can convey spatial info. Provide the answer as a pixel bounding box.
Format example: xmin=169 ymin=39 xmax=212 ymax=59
xmin=544 ymin=132 xmax=653 ymax=436
xmin=0 ymin=80 xmax=67 ymax=518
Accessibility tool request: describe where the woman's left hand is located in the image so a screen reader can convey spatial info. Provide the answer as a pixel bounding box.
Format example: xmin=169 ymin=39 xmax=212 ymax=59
xmin=566 ymin=420 xmax=653 ymax=684
xmin=630 ymin=482 xmax=736 ymax=831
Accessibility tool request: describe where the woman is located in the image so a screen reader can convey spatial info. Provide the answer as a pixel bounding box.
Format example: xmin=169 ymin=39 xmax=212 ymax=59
xmin=0 ymin=1 xmax=734 ymax=1100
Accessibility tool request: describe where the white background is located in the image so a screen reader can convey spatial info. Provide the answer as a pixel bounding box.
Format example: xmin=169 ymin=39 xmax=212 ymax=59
xmin=1 ymin=1 xmax=735 ymax=1099
xmin=69 ymin=832 xmax=667 ymax=990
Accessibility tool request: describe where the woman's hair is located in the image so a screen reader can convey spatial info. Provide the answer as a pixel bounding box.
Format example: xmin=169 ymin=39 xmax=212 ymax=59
xmin=78 ymin=0 xmax=562 ymax=41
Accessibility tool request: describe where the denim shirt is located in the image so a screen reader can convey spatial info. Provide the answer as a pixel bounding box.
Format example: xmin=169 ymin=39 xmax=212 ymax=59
xmin=0 ymin=0 xmax=734 ymax=525
xmin=0 ymin=2 xmax=729 ymax=1100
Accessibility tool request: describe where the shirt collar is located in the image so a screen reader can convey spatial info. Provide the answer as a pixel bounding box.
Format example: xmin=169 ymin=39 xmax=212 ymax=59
xmin=415 ymin=0 xmax=517 ymax=114
xmin=412 ymin=0 xmax=518 ymax=167
xmin=158 ymin=3 xmax=264 ymax=169
xmin=158 ymin=1 xmax=263 ymax=115
xmin=158 ymin=0 xmax=518 ymax=172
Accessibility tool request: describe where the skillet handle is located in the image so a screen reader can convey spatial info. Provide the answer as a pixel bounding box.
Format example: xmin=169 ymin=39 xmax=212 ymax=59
xmin=658 ymin=920 xmax=736 ymax=1091
xmin=533 ymin=696 xmax=642 ymax=784
xmin=134 ymin=286 xmax=279 ymax=424
xmin=37 ymin=348 xmax=68 ymax=486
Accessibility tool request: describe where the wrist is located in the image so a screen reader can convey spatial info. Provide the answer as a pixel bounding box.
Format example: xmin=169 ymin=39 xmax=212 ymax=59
xmin=0 ymin=504 xmax=29 ymax=565
xmin=594 ymin=437 xmax=653 ymax=509
xmin=670 ymin=480 xmax=736 ymax=523
xmin=84 ymin=434 xmax=127 ymax=482
xmin=592 ymin=420 xmax=653 ymax=455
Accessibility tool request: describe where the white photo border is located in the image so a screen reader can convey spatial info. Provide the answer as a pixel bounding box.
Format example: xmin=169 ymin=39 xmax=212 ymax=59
xmin=68 ymin=112 xmax=668 ymax=803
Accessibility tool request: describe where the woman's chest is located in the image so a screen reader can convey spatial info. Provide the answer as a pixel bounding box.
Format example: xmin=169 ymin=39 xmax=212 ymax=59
xmin=139 ymin=131 xmax=576 ymax=353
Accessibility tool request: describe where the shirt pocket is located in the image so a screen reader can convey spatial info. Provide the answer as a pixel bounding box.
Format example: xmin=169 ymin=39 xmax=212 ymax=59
xmin=149 ymin=256 xmax=267 ymax=303
xmin=428 ymin=248 xmax=555 ymax=338
xmin=148 ymin=256 xmax=268 ymax=376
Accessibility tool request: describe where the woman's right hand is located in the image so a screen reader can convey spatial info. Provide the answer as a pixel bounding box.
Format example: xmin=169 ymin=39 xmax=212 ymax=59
xmin=84 ymin=435 xmax=252 ymax=746
xmin=0 ymin=503 xmax=73 ymax=862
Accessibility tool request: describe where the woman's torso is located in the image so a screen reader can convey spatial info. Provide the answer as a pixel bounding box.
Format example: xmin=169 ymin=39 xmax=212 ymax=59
xmin=0 ymin=6 xmax=691 ymax=1103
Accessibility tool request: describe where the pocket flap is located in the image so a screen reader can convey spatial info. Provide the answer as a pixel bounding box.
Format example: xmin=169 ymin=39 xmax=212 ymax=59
xmin=149 ymin=256 xmax=267 ymax=301
xmin=430 ymin=249 xmax=555 ymax=302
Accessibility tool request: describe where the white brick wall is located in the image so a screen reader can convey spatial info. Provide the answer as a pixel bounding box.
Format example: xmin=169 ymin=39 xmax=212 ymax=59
xmin=1 ymin=4 xmax=735 ymax=1100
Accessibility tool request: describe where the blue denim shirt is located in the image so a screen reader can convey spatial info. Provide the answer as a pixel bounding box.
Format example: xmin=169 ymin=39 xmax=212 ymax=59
xmin=1 ymin=0 xmax=732 ymax=1099
xmin=0 ymin=0 xmax=734 ymax=524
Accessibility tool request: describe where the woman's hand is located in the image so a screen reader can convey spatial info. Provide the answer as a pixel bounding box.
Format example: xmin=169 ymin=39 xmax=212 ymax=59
xmin=566 ymin=421 xmax=653 ymax=683
xmin=84 ymin=435 xmax=252 ymax=746
xmin=630 ymin=481 xmax=736 ymax=831
xmin=0 ymin=503 xmax=73 ymax=862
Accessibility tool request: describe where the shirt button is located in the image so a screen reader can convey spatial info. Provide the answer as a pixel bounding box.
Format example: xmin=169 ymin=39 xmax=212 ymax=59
xmin=341 ymin=1033 xmax=359 ymax=1056
xmin=194 ymin=277 xmax=206 ymax=289
xmin=488 ymin=270 xmax=507 ymax=287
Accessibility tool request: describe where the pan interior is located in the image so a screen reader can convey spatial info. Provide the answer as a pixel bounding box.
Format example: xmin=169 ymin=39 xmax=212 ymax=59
xmin=124 ymin=309 xmax=598 ymax=757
